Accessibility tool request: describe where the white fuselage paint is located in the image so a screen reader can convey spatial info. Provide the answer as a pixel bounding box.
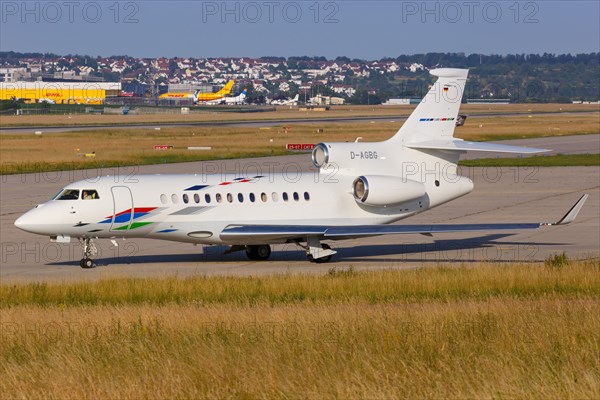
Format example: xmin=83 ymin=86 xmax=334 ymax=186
xmin=22 ymin=68 xmax=554 ymax=259
xmin=14 ymin=143 xmax=474 ymax=245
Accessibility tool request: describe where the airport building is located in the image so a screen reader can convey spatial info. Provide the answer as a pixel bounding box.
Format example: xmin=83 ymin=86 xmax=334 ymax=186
xmin=0 ymin=82 xmax=121 ymax=104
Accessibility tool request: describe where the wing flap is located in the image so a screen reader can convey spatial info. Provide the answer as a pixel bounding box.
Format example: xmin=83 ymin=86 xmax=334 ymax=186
xmin=220 ymin=223 xmax=541 ymax=243
xmin=323 ymin=223 xmax=542 ymax=239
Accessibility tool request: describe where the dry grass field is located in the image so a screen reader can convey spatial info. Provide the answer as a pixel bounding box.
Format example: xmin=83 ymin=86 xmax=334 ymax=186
xmin=1 ymin=261 xmax=599 ymax=399
xmin=0 ymin=103 xmax=598 ymax=127
xmin=1 ymin=111 xmax=598 ymax=174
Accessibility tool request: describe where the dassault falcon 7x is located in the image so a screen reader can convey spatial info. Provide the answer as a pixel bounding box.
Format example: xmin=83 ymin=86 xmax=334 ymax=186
xmin=15 ymin=69 xmax=588 ymax=268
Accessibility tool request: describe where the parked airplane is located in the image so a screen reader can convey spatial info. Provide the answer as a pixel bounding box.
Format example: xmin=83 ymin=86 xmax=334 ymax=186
xmin=271 ymin=94 xmax=299 ymax=105
xmin=223 ymin=88 xmax=247 ymax=105
xmin=157 ymin=92 xmax=195 ymax=101
xmin=158 ymin=81 xmax=235 ymax=103
xmin=194 ymin=81 xmax=235 ymax=103
xmin=205 ymin=88 xmax=248 ymax=105
xmin=15 ymin=69 xmax=588 ymax=268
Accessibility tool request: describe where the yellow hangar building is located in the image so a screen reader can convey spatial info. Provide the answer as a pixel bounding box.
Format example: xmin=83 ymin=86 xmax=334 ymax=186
xmin=0 ymin=82 xmax=121 ymax=104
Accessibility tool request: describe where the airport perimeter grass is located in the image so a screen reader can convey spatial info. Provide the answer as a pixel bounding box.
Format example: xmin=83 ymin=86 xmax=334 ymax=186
xmin=1 ymin=112 xmax=599 ymax=175
xmin=1 ymin=261 xmax=599 ymax=398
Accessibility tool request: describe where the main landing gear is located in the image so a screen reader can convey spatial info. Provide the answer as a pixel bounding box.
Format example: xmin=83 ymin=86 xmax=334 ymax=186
xmin=245 ymin=245 xmax=272 ymax=261
xmin=303 ymin=237 xmax=336 ymax=263
xmin=240 ymin=238 xmax=337 ymax=263
xmin=78 ymin=238 xmax=98 ymax=269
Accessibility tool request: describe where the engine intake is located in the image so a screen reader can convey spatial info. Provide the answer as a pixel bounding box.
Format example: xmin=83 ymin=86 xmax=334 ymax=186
xmin=311 ymin=143 xmax=329 ymax=168
xmin=353 ymin=175 xmax=425 ymax=207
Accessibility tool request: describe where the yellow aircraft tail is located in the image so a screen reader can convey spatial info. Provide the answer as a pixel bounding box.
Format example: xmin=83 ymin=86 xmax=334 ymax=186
xmin=216 ymin=80 xmax=234 ymax=96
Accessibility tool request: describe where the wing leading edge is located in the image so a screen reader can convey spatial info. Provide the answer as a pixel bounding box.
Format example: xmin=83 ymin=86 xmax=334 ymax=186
xmin=220 ymin=195 xmax=588 ymax=243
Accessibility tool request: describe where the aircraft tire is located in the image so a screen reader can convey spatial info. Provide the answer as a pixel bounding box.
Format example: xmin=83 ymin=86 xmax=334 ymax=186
xmin=80 ymin=258 xmax=95 ymax=269
xmin=246 ymin=245 xmax=271 ymax=261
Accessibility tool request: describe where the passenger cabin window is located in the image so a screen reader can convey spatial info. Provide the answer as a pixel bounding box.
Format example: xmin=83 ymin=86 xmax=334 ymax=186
xmin=82 ymin=190 xmax=99 ymax=200
xmin=227 ymin=193 xmax=233 ymax=203
xmin=194 ymin=194 xmax=200 ymax=204
xmin=293 ymin=192 xmax=300 ymax=202
xmin=205 ymin=194 xmax=211 ymax=204
xmin=238 ymin=193 xmax=244 ymax=203
xmin=160 ymin=194 xmax=168 ymax=204
xmin=216 ymin=194 xmax=223 ymax=203
xmin=183 ymin=194 xmax=189 ymax=204
xmin=304 ymin=192 xmax=310 ymax=201
xmin=56 ymin=189 xmax=79 ymax=200
xmin=282 ymin=192 xmax=289 ymax=202
xmin=249 ymin=193 xmax=256 ymax=203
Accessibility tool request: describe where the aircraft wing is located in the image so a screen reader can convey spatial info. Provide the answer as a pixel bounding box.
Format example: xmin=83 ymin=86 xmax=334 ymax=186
xmin=220 ymin=195 xmax=588 ymax=243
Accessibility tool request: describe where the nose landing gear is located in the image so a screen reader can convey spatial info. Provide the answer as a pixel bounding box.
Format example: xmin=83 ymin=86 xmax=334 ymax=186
xmin=78 ymin=238 xmax=98 ymax=269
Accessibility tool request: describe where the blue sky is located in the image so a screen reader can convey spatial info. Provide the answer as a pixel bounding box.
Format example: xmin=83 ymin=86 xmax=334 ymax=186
xmin=1 ymin=1 xmax=599 ymax=59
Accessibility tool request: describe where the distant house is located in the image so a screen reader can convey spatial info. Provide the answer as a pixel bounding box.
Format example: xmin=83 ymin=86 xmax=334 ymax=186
xmin=331 ymin=84 xmax=356 ymax=97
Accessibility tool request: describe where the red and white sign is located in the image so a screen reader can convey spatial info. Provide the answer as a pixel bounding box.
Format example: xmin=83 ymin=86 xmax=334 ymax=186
xmin=286 ymin=143 xmax=315 ymax=151
xmin=153 ymin=145 xmax=174 ymax=150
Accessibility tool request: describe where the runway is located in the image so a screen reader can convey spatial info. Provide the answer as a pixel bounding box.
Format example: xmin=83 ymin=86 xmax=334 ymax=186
xmin=1 ymin=137 xmax=598 ymax=282
xmin=1 ymin=110 xmax=598 ymax=134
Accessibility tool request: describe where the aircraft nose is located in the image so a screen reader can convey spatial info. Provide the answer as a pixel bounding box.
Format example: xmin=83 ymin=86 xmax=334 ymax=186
xmin=15 ymin=213 xmax=28 ymax=230
xmin=14 ymin=210 xmax=37 ymax=233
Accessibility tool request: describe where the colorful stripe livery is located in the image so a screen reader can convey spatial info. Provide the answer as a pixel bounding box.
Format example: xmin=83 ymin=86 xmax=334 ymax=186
xmin=419 ymin=118 xmax=455 ymax=122
xmin=185 ymin=185 xmax=209 ymax=191
xmin=99 ymin=207 xmax=157 ymax=224
xmin=157 ymin=229 xmax=178 ymax=233
xmin=186 ymin=176 xmax=265 ymax=190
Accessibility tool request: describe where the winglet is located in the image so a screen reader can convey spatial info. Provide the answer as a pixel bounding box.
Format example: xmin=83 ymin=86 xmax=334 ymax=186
xmin=543 ymin=194 xmax=589 ymax=226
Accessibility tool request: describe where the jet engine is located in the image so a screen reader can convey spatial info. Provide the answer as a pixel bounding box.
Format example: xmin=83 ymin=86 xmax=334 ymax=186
xmin=312 ymin=142 xmax=387 ymax=170
xmin=311 ymin=143 xmax=331 ymax=168
xmin=352 ymin=175 xmax=425 ymax=207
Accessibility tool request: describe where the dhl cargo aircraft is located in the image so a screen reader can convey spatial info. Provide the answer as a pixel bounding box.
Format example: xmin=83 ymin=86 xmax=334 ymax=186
xmin=159 ymin=81 xmax=234 ymax=103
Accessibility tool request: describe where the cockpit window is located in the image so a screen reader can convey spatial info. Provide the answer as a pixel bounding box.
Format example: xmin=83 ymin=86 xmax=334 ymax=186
xmin=55 ymin=189 xmax=80 ymax=200
xmin=82 ymin=190 xmax=100 ymax=200
xmin=51 ymin=189 xmax=64 ymax=200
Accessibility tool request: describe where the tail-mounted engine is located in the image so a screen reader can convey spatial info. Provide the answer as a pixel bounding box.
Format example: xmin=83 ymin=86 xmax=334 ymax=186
xmin=312 ymin=142 xmax=389 ymax=172
xmin=352 ymin=175 xmax=425 ymax=207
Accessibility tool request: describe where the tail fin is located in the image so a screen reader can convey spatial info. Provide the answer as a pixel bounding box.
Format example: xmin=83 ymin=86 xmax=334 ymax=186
xmin=217 ymin=81 xmax=234 ymax=95
xmin=388 ymin=68 xmax=468 ymax=144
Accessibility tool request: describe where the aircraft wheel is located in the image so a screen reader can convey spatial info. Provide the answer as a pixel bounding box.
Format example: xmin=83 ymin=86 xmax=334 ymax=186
xmin=246 ymin=245 xmax=271 ymax=261
xmin=80 ymin=258 xmax=95 ymax=269
xmin=308 ymin=244 xmax=333 ymax=264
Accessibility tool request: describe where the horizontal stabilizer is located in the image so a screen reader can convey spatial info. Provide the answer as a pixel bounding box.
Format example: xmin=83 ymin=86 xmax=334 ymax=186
xmin=407 ymin=139 xmax=549 ymax=154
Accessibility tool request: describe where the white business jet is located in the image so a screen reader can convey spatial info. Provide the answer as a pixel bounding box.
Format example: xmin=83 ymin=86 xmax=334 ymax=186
xmin=15 ymin=69 xmax=588 ymax=268
xmin=271 ymin=94 xmax=300 ymax=106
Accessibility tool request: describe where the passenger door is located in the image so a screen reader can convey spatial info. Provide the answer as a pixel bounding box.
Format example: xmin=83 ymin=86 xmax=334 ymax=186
xmin=110 ymin=186 xmax=133 ymax=232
